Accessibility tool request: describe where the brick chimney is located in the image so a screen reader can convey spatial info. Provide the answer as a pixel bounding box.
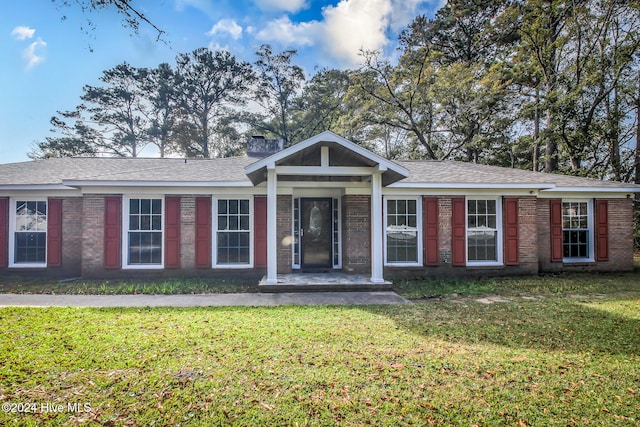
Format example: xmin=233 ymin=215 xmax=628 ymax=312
xmin=246 ymin=136 xmax=284 ymax=157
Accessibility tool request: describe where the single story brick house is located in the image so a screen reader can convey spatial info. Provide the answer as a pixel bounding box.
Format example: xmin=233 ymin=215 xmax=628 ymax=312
xmin=0 ymin=131 xmax=638 ymax=283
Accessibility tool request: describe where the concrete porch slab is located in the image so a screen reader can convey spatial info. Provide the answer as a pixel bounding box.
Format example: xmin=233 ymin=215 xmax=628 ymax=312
xmin=258 ymin=273 xmax=392 ymax=293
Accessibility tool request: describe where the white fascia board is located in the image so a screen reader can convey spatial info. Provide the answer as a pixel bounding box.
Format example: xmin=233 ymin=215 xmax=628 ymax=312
xmin=0 ymin=184 xmax=76 ymax=191
xmin=541 ymin=186 xmax=640 ymax=193
xmin=382 ymin=187 xmax=537 ymax=197
xmin=388 ymin=182 xmax=555 ymax=190
xmin=62 ymin=180 xmax=253 ymax=188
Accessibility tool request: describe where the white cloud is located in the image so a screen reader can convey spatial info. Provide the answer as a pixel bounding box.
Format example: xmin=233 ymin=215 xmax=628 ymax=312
xmin=23 ymin=38 xmax=46 ymax=69
xmin=255 ymin=15 xmax=318 ymax=46
xmin=320 ymin=0 xmax=392 ymax=64
xmin=11 ymin=26 xmax=35 ymax=40
xmin=252 ymin=0 xmax=429 ymax=67
xmin=207 ymin=19 xmax=243 ymax=40
xmin=255 ymin=0 xmax=307 ymax=13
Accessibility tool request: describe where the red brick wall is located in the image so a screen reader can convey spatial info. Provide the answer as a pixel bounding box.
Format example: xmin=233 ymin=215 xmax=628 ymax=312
xmin=342 ymin=195 xmax=371 ymax=273
xmin=61 ymin=197 xmax=83 ymax=276
xmin=607 ymin=198 xmax=634 ymax=271
xmin=277 ymin=195 xmax=293 ymax=274
xmin=180 ymin=196 xmax=196 ymax=271
xmin=81 ymin=194 xmax=107 ymax=276
xmin=537 ymin=198 xmax=552 ymax=271
xmin=515 ymin=196 xmax=538 ymax=274
xmin=438 ymin=196 xmax=453 ymax=267
xmin=30 ymin=193 xmax=639 ymax=280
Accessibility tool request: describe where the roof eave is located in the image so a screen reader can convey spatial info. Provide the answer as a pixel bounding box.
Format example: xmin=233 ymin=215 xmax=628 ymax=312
xmin=541 ymin=186 xmax=640 ymax=193
xmin=0 ymin=184 xmax=74 ymax=191
xmin=388 ymin=182 xmax=556 ymax=190
xmin=62 ymin=180 xmax=253 ymax=188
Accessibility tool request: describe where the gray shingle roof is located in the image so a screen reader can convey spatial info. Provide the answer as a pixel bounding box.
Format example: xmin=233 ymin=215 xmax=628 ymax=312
xmin=0 ymin=156 xmax=638 ymax=191
xmin=0 ymin=157 xmax=255 ymax=186
xmin=395 ymin=160 xmax=640 ymax=189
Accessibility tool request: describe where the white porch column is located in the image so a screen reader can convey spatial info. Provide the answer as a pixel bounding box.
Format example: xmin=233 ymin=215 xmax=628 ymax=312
xmin=370 ymin=171 xmax=385 ymax=283
xmin=266 ymin=167 xmax=278 ymax=284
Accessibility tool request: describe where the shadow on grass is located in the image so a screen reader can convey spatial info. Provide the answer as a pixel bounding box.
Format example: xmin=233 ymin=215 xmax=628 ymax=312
xmin=369 ymin=294 xmax=640 ymax=357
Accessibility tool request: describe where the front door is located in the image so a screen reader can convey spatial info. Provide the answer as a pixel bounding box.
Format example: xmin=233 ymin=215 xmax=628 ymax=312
xmin=300 ymin=198 xmax=333 ymax=269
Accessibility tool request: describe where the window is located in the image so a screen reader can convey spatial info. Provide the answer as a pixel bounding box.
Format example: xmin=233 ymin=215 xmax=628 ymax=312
xmin=467 ymin=198 xmax=502 ymax=264
xmin=126 ymin=198 xmax=163 ymax=266
xmin=11 ymin=200 xmax=47 ymax=266
xmin=385 ymin=198 xmax=421 ymax=265
xmin=562 ymin=200 xmax=593 ymax=261
xmin=214 ymin=198 xmax=252 ymax=266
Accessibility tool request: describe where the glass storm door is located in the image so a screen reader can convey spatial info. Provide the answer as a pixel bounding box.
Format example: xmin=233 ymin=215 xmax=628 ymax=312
xmin=300 ymin=198 xmax=333 ymax=269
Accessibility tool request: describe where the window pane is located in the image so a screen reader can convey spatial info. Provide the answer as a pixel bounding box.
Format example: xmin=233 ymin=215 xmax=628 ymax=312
xmin=14 ymin=232 xmax=46 ymax=263
xmin=141 ymin=216 xmax=150 ymax=230
xmin=129 ymin=215 xmax=139 ymax=230
xmin=487 ymin=200 xmax=496 ymax=215
xmin=468 ymin=200 xmax=476 ymax=215
xmin=130 ymin=199 xmax=139 ymax=214
xmin=229 ymin=216 xmax=239 ymax=230
xmin=216 ymin=200 xmax=251 ymax=265
xmin=218 ymin=216 xmax=228 ymax=230
xmin=240 ymin=215 xmax=249 ymax=230
xmin=562 ymin=202 xmax=590 ymax=259
xmin=386 ymin=199 xmax=418 ymax=264
xmin=217 ymin=231 xmax=250 ymax=264
xmin=229 ymin=200 xmax=238 ymax=214
xmin=141 ymin=199 xmax=151 ymax=214
xmin=398 ymin=200 xmax=406 ymax=214
xmin=387 ymin=200 xmax=396 ymax=215
xmin=488 ymin=215 xmax=496 ymax=229
xmin=240 ymin=200 xmax=249 ymax=214
xmin=477 ymin=200 xmax=486 ymax=215
xmin=128 ymin=231 xmax=162 ymax=264
xmin=152 ymin=215 xmax=162 ymax=231
xmin=466 ymin=200 xmax=498 ymax=262
xmin=127 ymin=199 xmax=162 ymax=265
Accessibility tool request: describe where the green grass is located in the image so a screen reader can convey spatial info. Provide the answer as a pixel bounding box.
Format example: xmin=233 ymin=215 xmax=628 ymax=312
xmin=1 ymin=287 xmax=639 ymax=425
xmin=393 ymin=270 xmax=640 ymax=300
xmin=0 ymin=277 xmax=259 ymax=295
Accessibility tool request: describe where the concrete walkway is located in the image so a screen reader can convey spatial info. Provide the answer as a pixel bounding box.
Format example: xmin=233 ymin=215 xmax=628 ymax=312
xmin=0 ymin=291 xmax=409 ymax=308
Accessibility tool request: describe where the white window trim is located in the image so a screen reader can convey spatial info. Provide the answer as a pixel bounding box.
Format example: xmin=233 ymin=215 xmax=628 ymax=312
xmin=8 ymin=197 xmax=48 ymax=268
xmin=383 ymin=196 xmax=423 ymax=267
xmin=562 ymin=198 xmax=595 ymax=263
xmin=122 ymin=195 xmax=165 ymax=270
xmin=212 ymin=196 xmax=254 ymax=269
xmin=466 ymin=197 xmax=503 ymax=267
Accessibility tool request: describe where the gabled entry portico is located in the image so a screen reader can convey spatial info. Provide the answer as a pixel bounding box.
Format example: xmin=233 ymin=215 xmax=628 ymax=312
xmin=245 ymin=131 xmax=409 ymax=285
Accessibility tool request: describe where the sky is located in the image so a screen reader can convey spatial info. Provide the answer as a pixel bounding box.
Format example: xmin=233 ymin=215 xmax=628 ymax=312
xmin=0 ymin=0 xmax=440 ymax=163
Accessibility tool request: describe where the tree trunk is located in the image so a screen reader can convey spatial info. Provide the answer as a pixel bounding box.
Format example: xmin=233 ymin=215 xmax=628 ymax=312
xmin=533 ymin=87 xmax=540 ymax=172
xmin=545 ymin=108 xmax=558 ymax=173
xmin=608 ymin=87 xmax=622 ymax=181
xmin=635 ymin=72 xmax=640 ymax=185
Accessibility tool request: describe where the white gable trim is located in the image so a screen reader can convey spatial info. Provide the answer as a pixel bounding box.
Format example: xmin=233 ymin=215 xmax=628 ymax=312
xmin=244 ymin=130 xmax=409 ymax=179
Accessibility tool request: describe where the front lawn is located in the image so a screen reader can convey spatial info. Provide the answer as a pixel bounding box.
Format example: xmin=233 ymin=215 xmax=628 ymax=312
xmin=1 ymin=288 xmax=638 ymax=425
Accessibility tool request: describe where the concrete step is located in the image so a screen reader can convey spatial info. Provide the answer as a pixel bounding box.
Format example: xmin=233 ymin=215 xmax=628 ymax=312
xmin=258 ymin=274 xmax=392 ymax=293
